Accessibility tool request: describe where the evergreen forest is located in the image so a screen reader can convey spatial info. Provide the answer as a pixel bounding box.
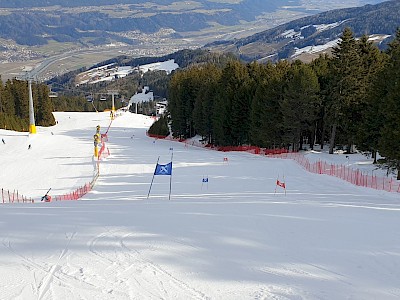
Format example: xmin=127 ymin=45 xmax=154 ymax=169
xmin=0 ymin=79 xmax=55 ymax=131
xmin=167 ymin=28 xmax=400 ymax=178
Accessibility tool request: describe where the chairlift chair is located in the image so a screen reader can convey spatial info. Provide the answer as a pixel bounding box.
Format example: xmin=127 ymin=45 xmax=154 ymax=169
xmin=49 ymin=91 xmax=58 ymax=98
xmin=86 ymin=95 xmax=94 ymax=102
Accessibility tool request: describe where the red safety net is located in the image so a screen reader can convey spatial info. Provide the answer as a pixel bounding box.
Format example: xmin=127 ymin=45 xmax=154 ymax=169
xmin=269 ymin=152 xmax=400 ymax=193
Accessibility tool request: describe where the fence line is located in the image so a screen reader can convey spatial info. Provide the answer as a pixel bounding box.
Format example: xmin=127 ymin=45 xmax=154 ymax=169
xmin=1 ymin=188 xmax=34 ymax=203
xmin=208 ymin=145 xmax=399 ymax=193
xmin=267 ymin=152 xmax=400 ymax=193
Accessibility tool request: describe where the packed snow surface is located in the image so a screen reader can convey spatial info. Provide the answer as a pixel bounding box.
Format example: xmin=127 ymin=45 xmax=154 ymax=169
xmin=0 ymin=111 xmax=399 ymax=300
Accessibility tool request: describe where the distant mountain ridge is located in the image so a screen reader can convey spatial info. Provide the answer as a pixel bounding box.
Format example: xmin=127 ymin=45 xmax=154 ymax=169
xmin=0 ymin=1 xmax=385 ymax=47
xmin=205 ymin=0 xmax=400 ymax=61
xmin=0 ymin=0 xmax=380 ymax=9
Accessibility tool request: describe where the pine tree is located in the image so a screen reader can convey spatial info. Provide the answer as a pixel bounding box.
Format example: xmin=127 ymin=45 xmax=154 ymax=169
xmin=4 ymin=79 xmax=28 ymax=131
xmin=247 ymin=62 xmax=270 ymax=147
xmin=192 ymin=64 xmax=221 ymax=144
xmin=168 ymin=70 xmax=189 ymax=139
xmin=281 ymin=61 xmax=320 ymax=151
xmin=168 ymin=67 xmax=202 ymax=139
xmin=378 ymin=28 xmax=400 ymax=179
xmin=0 ymin=78 xmax=3 ymax=114
xmin=327 ymin=27 xmax=362 ymax=154
xmin=250 ymin=61 xmax=288 ymax=148
xmin=3 ymin=80 xmax=15 ymax=117
xmin=213 ymin=60 xmax=251 ymax=146
xmin=148 ymin=115 xmax=170 ymax=136
xmin=310 ymin=54 xmax=331 ymax=149
xmin=354 ymin=35 xmax=386 ymax=161
xmin=12 ymin=79 xmax=30 ymax=123
xmin=35 ymin=83 xmax=55 ymax=126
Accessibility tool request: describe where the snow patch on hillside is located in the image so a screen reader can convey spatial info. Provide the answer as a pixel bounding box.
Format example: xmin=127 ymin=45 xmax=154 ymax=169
xmin=76 ymin=59 xmax=179 ymax=85
xmin=292 ymin=38 xmax=340 ymax=57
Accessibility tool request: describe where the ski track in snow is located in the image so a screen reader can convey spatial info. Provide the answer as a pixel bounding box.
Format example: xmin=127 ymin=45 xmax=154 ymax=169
xmin=2 ymin=232 xmax=100 ymax=300
xmin=86 ymin=228 xmax=210 ymax=299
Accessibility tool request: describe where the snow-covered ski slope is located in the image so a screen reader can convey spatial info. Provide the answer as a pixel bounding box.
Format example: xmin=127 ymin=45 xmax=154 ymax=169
xmin=0 ymin=111 xmax=399 ymax=300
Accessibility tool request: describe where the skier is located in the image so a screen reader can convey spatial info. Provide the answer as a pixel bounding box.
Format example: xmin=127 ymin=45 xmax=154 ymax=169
xmin=28 ymin=144 xmax=31 ymax=150
xmin=1 ymin=138 xmax=5 ymax=144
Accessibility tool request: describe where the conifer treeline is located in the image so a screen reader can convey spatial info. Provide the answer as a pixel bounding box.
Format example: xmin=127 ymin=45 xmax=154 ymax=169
xmin=0 ymin=78 xmax=55 ymax=131
xmin=168 ymin=28 xmax=400 ymax=178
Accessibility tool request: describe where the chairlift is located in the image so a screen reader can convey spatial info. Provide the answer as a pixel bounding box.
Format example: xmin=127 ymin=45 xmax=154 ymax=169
xmin=48 ymin=86 xmax=58 ymax=98
xmin=49 ymin=91 xmax=58 ymax=98
xmin=100 ymin=95 xmax=107 ymax=101
xmin=86 ymin=95 xmax=94 ymax=102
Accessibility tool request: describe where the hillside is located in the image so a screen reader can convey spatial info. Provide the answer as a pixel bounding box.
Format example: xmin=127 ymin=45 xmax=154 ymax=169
xmin=206 ymin=0 xmax=400 ymax=62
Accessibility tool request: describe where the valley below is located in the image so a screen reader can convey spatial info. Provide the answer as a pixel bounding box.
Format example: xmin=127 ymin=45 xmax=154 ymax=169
xmin=0 ymin=0 xmax=386 ymax=80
